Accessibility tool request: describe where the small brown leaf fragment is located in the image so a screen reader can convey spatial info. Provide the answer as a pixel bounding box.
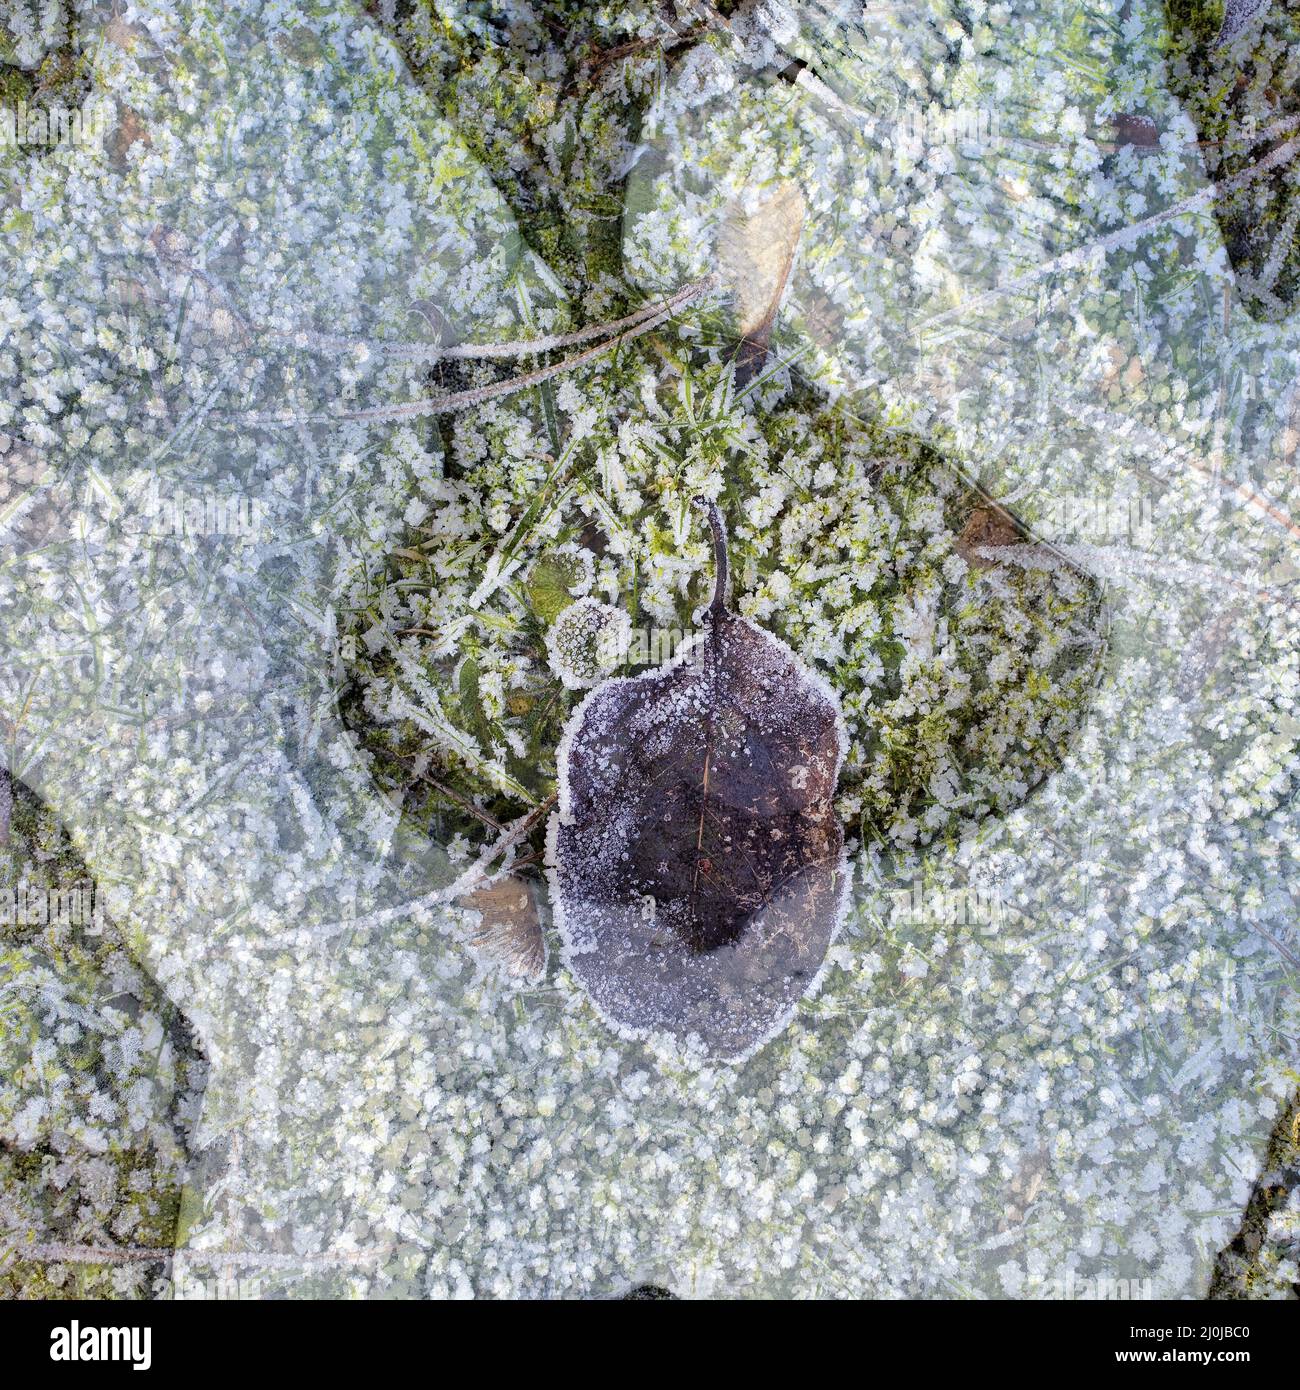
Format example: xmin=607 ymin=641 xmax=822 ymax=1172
xmin=111 ymin=107 xmax=151 ymax=163
xmin=1111 ymin=112 xmax=1161 ymax=151
xmin=550 ymin=498 xmax=847 ymax=1059
xmin=717 ymin=181 xmax=806 ymax=385
xmin=954 ymin=503 xmax=1023 ymax=570
xmin=459 ymin=874 xmax=546 ymax=982
xmin=800 ymin=283 xmax=845 ymax=354
xmin=103 ymin=18 xmax=151 ymax=51
xmin=997 ymin=1147 xmax=1050 ymax=1233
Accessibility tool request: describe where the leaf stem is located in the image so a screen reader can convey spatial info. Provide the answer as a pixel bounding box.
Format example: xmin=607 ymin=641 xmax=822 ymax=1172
xmin=693 ymin=495 xmax=730 ymax=615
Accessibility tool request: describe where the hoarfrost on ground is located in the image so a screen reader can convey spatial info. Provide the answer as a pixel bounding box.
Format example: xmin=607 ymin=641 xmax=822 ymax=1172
xmin=0 ymin=0 xmax=1295 ymax=1297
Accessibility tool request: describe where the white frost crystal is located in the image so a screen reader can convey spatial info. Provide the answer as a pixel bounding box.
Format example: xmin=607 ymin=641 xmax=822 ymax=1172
xmin=0 ymin=0 xmax=1296 ymax=1303
xmin=1 ymin=0 xmax=67 ymax=68
xmin=545 ymin=598 xmax=632 ymax=689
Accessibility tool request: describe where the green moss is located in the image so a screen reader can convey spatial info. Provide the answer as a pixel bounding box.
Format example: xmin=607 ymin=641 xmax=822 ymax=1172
xmin=1163 ymin=0 xmax=1300 ymax=320
xmin=339 ymin=353 xmax=1107 ymax=864
xmin=379 ymin=2 xmax=707 ymax=305
xmin=0 ymin=774 xmax=203 ymax=1300
xmin=0 ymin=64 xmax=32 ymax=110
xmin=0 ymin=32 xmax=92 ymax=162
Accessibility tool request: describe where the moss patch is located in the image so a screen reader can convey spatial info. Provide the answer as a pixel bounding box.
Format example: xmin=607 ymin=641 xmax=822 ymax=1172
xmin=1163 ymin=0 xmax=1300 ymax=320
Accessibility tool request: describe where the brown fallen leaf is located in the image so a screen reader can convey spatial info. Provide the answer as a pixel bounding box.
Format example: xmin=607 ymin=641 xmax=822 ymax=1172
xmin=549 ymin=497 xmax=847 ymax=1059
xmin=459 ymin=874 xmax=546 ymax=982
xmin=717 ymin=181 xmax=806 ymax=385
xmin=1111 ymin=112 xmax=1161 ymax=151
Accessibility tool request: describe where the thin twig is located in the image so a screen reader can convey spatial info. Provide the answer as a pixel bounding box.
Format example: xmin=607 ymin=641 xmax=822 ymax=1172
xmin=307 ymin=795 xmax=559 ymax=943
xmin=920 ymin=132 xmax=1300 ymax=331
xmin=18 ymin=1243 xmax=388 ymax=1268
xmin=1252 ymin=923 xmax=1300 ymax=972
xmin=226 ymin=276 xmax=718 ymax=428
xmin=18 ymin=1243 xmax=175 ymax=1265
xmin=282 ymin=273 xmax=716 ymax=363
xmin=426 ymin=795 xmax=557 ymax=905
xmin=413 ymin=768 xmax=503 ymax=833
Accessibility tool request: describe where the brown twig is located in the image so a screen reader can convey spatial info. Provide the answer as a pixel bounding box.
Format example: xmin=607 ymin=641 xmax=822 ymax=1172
xmin=414 ymin=769 xmax=503 ymax=833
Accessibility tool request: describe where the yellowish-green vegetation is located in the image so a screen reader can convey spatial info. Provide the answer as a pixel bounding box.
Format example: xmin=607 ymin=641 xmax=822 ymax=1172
xmin=0 ymin=775 xmax=203 ymax=1299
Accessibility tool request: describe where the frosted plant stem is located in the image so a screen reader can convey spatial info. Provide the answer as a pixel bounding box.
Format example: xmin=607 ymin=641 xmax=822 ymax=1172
xmin=1256 ymin=195 xmax=1300 ymax=291
xmin=24 ymin=1244 xmax=390 ymax=1268
xmin=977 ymin=541 xmax=1283 ymax=598
xmin=283 ymin=274 xmax=719 ymax=363
xmin=693 ymin=494 xmax=730 ymax=614
xmin=412 ymin=766 xmax=503 ymax=832
xmin=1251 ymin=923 xmax=1300 ymax=971
xmin=24 ymin=1244 xmax=177 ymax=1264
xmin=228 ymin=276 xmax=719 ymax=427
xmin=920 ymin=133 xmax=1300 ymax=330
xmin=426 ymin=795 xmax=557 ymax=906
xmin=1053 ymin=395 xmax=1300 ymax=548
xmin=295 ymin=796 xmax=558 ymax=945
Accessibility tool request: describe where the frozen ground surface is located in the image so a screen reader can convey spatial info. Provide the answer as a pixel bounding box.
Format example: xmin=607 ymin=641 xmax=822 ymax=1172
xmin=0 ymin=0 xmax=1297 ymax=1297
